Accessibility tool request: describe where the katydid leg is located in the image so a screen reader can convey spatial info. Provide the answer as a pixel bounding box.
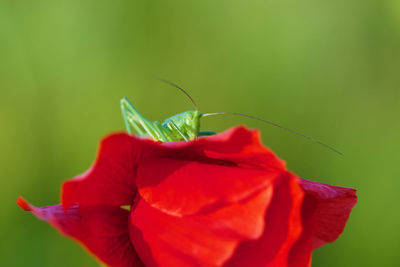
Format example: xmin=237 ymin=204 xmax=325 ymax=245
xmin=120 ymin=98 xmax=162 ymax=140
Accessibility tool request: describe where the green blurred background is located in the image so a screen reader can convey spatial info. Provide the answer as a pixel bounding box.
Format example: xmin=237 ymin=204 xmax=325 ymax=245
xmin=1 ymin=0 xmax=399 ymax=266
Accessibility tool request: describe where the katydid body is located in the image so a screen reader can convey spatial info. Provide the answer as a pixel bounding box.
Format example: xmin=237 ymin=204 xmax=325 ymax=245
xmin=121 ymin=97 xmax=212 ymax=142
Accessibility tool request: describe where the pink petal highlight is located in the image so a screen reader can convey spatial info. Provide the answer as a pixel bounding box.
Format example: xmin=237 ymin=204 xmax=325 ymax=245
xmin=299 ymin=178 xmax=357 ymax=249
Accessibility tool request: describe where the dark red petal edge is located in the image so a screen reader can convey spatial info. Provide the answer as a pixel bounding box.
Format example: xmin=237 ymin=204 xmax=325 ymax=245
xmin=17 ymin=197 xmax=143 ymax=267
xmin=287 ymin=192 xmax=315 ymax=267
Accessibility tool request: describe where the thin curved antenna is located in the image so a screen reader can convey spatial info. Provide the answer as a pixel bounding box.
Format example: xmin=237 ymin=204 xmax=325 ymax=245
xmin=156 ymin=77 xmax=199 ymax=110
xmin=202 ymin=112 xmax=343 ymax=156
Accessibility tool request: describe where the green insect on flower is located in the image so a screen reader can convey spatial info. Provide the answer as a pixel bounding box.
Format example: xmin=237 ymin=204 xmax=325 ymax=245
xmin=121 ymin=78 xmax=342 ymax=155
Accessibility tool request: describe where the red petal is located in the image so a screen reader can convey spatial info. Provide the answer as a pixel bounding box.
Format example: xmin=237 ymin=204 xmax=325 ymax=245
xmin=224 ymin=173 xmax=304 ymax=267
xmin=17 ymin=197 xmax=143 ymax=267
xmin=130 ymin=185 xmax=274 ymax=267
xmin=62 ymin=133 xmax=141 ymax=209
xmin=299 ymin=178 xmax=357 ymax=249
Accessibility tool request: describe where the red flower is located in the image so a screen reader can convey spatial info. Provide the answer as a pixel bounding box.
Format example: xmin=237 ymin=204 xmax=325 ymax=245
xmin=17 ymin=126 xmax=356 ymax=267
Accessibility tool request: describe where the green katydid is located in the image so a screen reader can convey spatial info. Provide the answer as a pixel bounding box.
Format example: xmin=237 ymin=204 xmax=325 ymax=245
xmin=121 ymin=79 xmax=343 ymax=155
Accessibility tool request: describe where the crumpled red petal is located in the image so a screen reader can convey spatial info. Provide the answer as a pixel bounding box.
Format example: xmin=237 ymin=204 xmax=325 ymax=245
xmin=17 ymin=126 xmax=357 ymax=267
xmin=17 ymin=197 xmax=143 ymax=267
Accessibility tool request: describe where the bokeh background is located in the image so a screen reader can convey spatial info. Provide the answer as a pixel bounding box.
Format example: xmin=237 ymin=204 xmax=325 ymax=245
xmin=1 ymin=0 xmax=399 ymax=266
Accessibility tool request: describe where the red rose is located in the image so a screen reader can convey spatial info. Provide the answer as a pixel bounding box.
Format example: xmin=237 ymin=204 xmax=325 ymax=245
xmin=17 ymin=126 xmax=357 ymax=267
